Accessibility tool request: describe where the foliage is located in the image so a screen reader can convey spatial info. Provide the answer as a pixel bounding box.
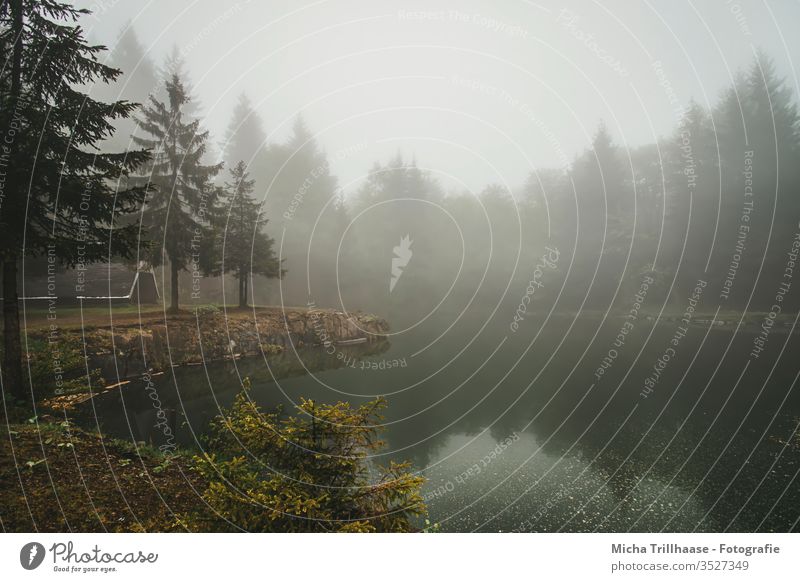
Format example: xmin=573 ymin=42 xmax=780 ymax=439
xmin=0 ymin=422 xmax=203 ymax=532
xmin=187 ymin=380 xmax=425 ymax=532
xmin=345 ymin=153 xmax=450 ymax=310
xmin=223 ymin=94 xmax=266 ymax=167
xmin=217 ymin=161 xmax=284 ymax=307
xmin=93 ymin=24 xmax=159 ymax=153
xmin=0 ymin=0 xmax=150 ymax=401
xmin=260 ymin=117 xmax=341 ymax=305
xmin=0 ymin=336 xmax=103 ymax=400
xmin=0 ymin=0 xmax=150 ymax=265
xmin=28 ymin=338 xmax=103 ymax=398
xmin=131 ymin=73 xmax=222 ymax=311
xmin=195 ymin=304 xmax=221 ymax=317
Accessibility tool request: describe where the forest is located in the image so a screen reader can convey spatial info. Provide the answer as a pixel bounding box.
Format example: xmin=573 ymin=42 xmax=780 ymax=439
xmin=2 ymin=0 xmax=800 ymax=536
xmin=82 ymin=24 xmax=800 ymax=322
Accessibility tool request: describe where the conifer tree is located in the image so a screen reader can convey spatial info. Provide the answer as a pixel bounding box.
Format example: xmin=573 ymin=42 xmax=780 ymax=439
xmin=590 ymin=121 xmax=626 ymax=217
xmin=158 ymin=46 xmax=201 ymax=118
xmin=131 ymin=74 xmax=221 ymax=312
xmin=219 ymin=161 xmax=283 ymax=307
xmin=263 ymin=116 xmax=338 ymax=304
xmin=0 ymin=0 xmax=149 ymax=401
xmin=108 ymin=23 xmax=158 ymax=103
xmin=223 ymin=93 xmax=266 ymax=168
xmin=95 ymin=24 xmax=159 ymax=153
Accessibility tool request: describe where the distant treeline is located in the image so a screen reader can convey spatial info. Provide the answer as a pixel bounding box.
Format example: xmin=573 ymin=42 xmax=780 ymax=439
xmin=89 ymin=26 xmax=800 ymax=318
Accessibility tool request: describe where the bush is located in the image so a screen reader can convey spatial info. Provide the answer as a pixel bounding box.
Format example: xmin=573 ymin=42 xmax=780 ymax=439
xmin=1 ymin=337 xmax=103 ymax=399
xmin=195 ymin=304 xmax=221 ymax=317
xmin=186 ymin=380 xmax=425 ymax=532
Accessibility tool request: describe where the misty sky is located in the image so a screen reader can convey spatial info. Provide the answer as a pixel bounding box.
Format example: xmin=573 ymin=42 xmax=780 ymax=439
xmin=77 ymin=0 xmax=800 ymax=194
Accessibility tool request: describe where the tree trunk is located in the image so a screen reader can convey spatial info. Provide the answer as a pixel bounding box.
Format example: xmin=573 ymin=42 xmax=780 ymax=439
xmin=2 ymin=1 xmax=26 ymax=402
xmin=3 ymin=258 xmax=24 ymax=401
xmin=169 ymin=261 xmax=180 ymax=313
xmin=238 ymin=270 xmax=247 ymax=308
xmin=9 ymin=0 xmax=22 ymax=113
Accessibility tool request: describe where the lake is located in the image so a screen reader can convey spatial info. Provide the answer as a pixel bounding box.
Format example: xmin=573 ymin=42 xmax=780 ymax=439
xmin=80 ymin=310 xmax=800 ymax=532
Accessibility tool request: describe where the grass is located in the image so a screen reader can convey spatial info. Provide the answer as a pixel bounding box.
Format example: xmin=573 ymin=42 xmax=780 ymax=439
xmin=0 ymin=416 xmax=204 ymax=532
xmin=16 ymin=302 xmax=318 ymax=331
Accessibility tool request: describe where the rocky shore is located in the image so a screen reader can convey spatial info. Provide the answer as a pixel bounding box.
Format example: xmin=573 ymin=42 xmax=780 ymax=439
xmin=37 ymin=307 xmax=389 ymax=381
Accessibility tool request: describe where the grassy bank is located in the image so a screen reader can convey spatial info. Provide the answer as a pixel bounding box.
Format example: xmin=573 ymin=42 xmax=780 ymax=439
xmin=18 ymin=303 xmax=324 ymax=332
xmin=0 ymin=418 xmax=202 ymax=532
xmin=1 ymin=382 xmax=425 ymax=532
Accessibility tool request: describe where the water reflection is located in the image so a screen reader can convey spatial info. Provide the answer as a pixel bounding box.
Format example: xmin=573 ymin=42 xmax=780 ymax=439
xmin=77 ymin=313 xmax=800 ymax=532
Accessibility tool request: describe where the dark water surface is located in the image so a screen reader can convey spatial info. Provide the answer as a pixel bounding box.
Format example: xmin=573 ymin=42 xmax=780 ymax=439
xmin=81 ymin=312 xmax=800 ymax=532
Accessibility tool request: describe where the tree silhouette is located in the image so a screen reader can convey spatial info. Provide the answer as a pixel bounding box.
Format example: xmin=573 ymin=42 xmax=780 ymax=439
xmin=0 ymin=0 xmax=149 ymax=400
xmin=218 ymin=161 xmax=283 ymax=307
xmin=131 ymin=74 xmax=221 ymax=312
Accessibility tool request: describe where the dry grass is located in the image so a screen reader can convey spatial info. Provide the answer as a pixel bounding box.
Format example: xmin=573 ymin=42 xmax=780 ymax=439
xmin=17 ymin=304 xmax=314 ymax=332
xmin=0 ymin=418 xmax=205 ymax=532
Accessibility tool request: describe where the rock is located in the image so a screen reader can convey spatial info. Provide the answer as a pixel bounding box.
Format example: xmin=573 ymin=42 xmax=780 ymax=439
xmin=39 ymin=308 xmax=388 ymax=380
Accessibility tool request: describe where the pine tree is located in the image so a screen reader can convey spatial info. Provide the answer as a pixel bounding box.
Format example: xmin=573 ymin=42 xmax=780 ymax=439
xmin=712 ymin=53 xmax=800 ymax=307
xmin=158 ymin=46 xmax=201 ymax=118
xmin=223 ymin=93 xmax=266 ymax=167
xmin=591 ymin=121 xmax=626 ymax=217
xmin=346 ymin=153 xmax=448 ymax=311
xmin=219 ymin=161 xmax=283 ymax=307
xmin=94 ymin=23 xmax=159 ymax=153
xmin=189 ymin=387 xmax=425 ymax=532
xmin=263 ymin=116 xmax=338 ymax=304
xmin=131 ymin=74 xmax=221 ymax=313
xmin=745 ymin=51 xmax=799 ymax=161
xmin=108 ymin=23 xmax=158 ymax=103
xmin=0 ymin=0 xmax=149 ymax=401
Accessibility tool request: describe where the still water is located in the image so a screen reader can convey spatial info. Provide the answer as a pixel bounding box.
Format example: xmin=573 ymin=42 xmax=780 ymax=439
xmin=81 ymin=312 xmax=800 ymax=532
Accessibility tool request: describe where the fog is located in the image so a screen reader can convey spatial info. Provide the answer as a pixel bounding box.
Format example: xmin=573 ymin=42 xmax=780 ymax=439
xmin=78 ymin=0 xmax=800 ymax=190
xmin=6 ymin=0 xmax=800 ymax=537
xmin=59 ymin=0 xmax=800 ymax=322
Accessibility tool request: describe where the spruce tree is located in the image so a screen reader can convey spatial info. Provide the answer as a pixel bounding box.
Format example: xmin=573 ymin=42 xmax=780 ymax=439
xmin=263 ymin=116 xmax=337 ymax=304
xmin=131 ymin=74 xmax=221 ymax=312
xmin=223 ymin=93 xmax=266 ymax=168
xmin=108 ymin=23 xmax=158 ymax=103
xmin=0 ymin=0 xmax=149 ymax=401
xmin=158 ymin=46 xmax=201 ymax=118
xmin=94 ymin=24 xmax=159 ymax=153
xmin=591 ymin=121 xmax=626 ymax=217
xmin=219 ymin=161 xmax=283 ymax=307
